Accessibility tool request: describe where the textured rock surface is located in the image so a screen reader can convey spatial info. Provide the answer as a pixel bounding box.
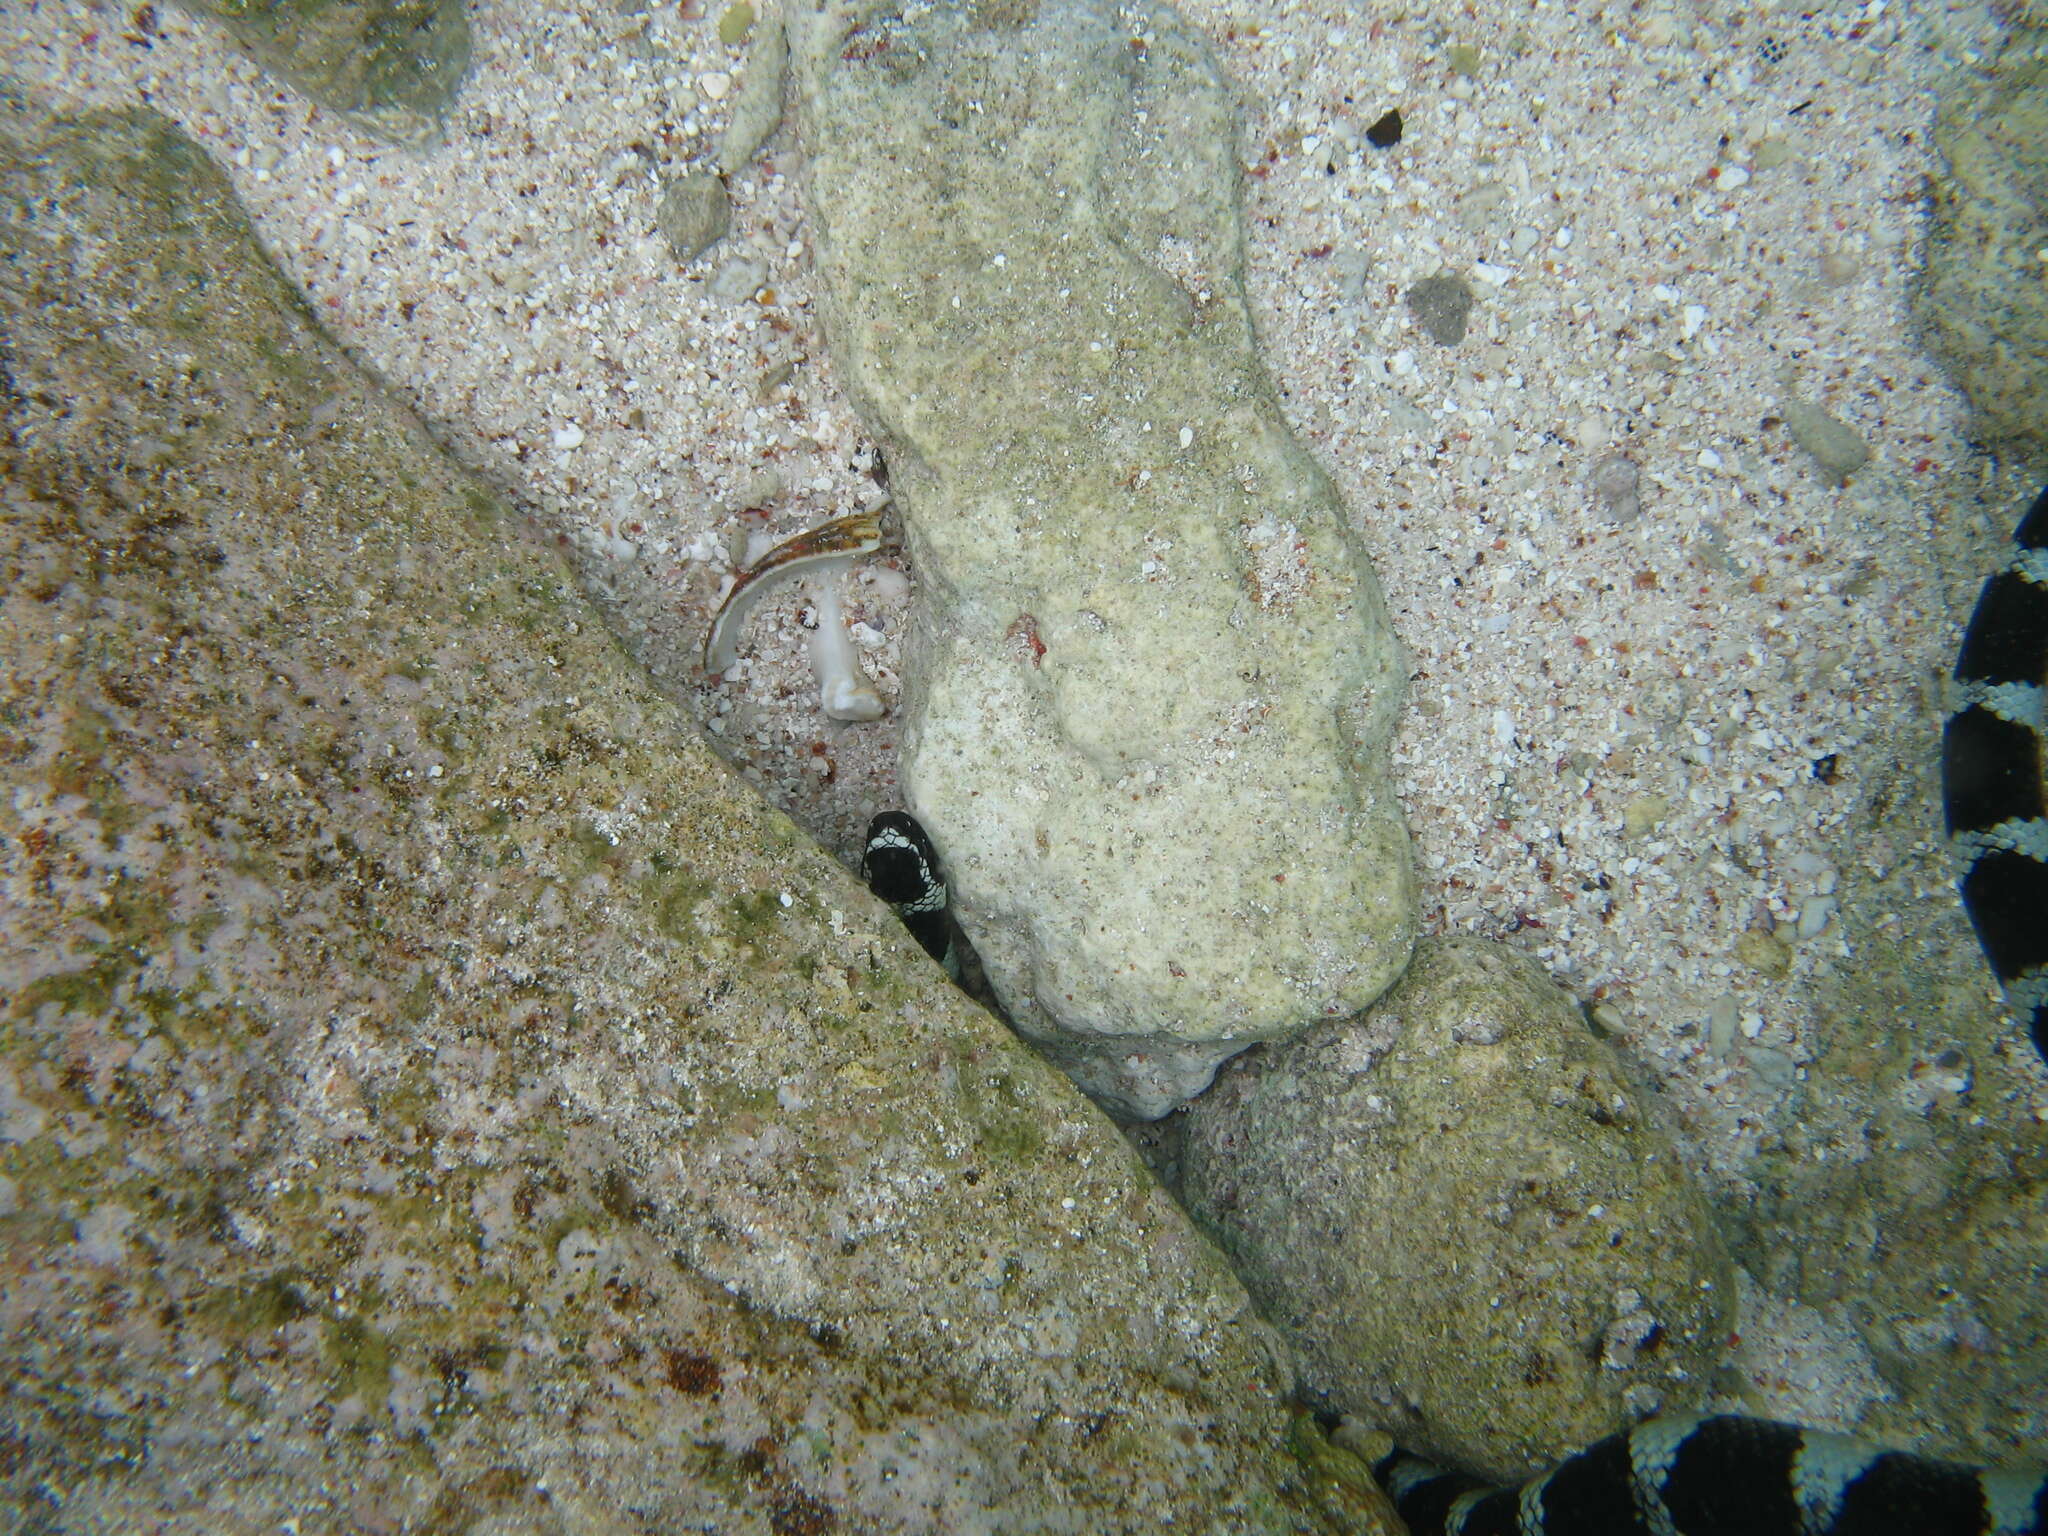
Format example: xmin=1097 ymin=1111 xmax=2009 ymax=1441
xmin=171 ymin=0 xmax=469 ymax=147
xmin=1285 ymin=1416 xmax=1406 ymax=1536
xmin=789 ymin=0 xmax=1417 ymax=1119
xmin=1179 ymin=939 xmax=1734 ymax=1485
xmin=1718 ymin=732 xmax=2048 ymax=1468
xmin=0 ymin=100 xmax=1345 ymax=1534
xmin=1915 ymin=25 xmax=2048 ymax=476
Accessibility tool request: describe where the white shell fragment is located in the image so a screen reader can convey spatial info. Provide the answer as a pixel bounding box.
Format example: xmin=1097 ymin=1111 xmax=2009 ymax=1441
xmin=701 ymin=504 xmax=888 ymax=721
xmin=701 ymin=505 xmax=884 ymax=672
xmin=808 ymin=580 xmax=884 ymax=721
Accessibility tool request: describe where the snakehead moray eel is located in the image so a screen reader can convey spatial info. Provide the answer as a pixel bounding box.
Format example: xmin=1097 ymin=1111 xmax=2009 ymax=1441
xmin=855 ymin=480 xmax=2048 ymax=1536
xmin=859 ymin=810 xmax=951 ymax=966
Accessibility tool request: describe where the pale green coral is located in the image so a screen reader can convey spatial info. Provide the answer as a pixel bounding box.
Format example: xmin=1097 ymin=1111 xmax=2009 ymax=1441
xmin=789 ymin=0 xmax=1417 ymax=1119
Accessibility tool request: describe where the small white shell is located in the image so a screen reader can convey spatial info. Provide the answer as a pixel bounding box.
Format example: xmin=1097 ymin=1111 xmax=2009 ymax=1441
xmin=701 ymin=504 xmax=885 ymax=673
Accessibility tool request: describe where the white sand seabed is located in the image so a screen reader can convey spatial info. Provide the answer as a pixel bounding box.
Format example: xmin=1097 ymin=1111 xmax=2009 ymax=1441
xmin=4 ymin=0 xmax=2039 ymax=1421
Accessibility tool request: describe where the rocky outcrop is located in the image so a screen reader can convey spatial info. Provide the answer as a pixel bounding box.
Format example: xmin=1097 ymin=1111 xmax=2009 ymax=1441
xmin=171 ymin=0 xmax=469 ymax=147
xmin=1722 ymin=733 xmax=2048 ymax=1468
xmin=1916 ymin=25 xmax=2048 ymax=475
xmin=787 ymin=0 xmax=1417 ymax=1119
xmin=0 ymin=99 xmax=1343 ymax=1534
xmin=1178 ymin=940 xmax=1734 ymax=1485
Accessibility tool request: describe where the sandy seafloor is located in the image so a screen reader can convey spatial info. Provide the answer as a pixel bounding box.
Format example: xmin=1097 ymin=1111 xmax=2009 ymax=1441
xmin=7 ymin=0 xmax=2045 ymax=1435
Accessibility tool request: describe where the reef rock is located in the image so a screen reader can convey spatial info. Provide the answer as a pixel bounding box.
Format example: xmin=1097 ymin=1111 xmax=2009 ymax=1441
xmin=1722 ymin=731 xmax=2048 ymax=1467
xmin=0 ymin=99 xmax=1344 ymax=1534
xmin=1178 ymin=939 xmax=1734 ymax=1484
xmin=789 ymin=0 xmax=1417 ymax=1118
xmin=173 ymin=0 xmax=469 ymax=147
xmin=1916 ymin=25 xmax=2048 ymax=475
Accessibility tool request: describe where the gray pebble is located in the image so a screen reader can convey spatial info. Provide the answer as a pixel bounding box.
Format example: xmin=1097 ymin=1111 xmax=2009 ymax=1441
xmin=1384 ymin=394 xmax=1436 ymax=436
xmin=1747 ymin=1045 xmax=1797 ymax=1089
xmin=1456 ymin=182 xmax=1509 ymax=230
xmin=656 ymin=169 xmax=730 ymax=264
xmin=1779 ymin=395 xmax=1870 ymax=485
xmin=1332 ymin=247 xmax=1371 ymax=301
xmin=717 ymin=10 xmax=788 ymax=176
xmin=1796 ymin=895 xmax=1836 ymax=940
xmin=1707 ymin=994 xmax=1741 ymax=1053
xmin=1588 ymin=452 xmax=1642 ymax=523
xmin=708 ymin=254 xmax=769 ymax=303
xmin=1405 ymin=272 xmax=1475 ymax=345
xmin=1819 ymin=247 xmax=1859 ymax=287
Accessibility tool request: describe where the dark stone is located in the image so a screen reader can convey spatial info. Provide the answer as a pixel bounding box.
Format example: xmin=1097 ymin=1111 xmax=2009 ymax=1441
xmin=1405 ymin=271 xmax=1475 ymax=346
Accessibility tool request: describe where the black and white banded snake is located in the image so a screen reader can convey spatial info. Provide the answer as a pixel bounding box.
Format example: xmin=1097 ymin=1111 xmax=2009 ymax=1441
xmin=1944 ymin=478 xmax=2048 ymax=1064
xmin=855 ymin=480 xmax=2048 ymax=1536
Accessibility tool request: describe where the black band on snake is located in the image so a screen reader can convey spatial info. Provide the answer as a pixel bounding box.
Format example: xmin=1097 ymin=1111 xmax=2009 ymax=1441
xmin=859 ymin=480 xmax=2048 ymax=1535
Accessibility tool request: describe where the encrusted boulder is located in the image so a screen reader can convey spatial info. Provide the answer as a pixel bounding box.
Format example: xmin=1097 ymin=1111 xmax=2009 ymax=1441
xmin=1179 ymin=939 xmax=1735 ymax=1484
xmin=789 ymin=0 xmax=1417 ymax=1118
xmin=1915 ymin=25 xmax=2048 ymax=474
xmin=172 ymin=0 xmax=470 ymax=147
xmin=0 ymin=99 xmax=1344 ymax=1534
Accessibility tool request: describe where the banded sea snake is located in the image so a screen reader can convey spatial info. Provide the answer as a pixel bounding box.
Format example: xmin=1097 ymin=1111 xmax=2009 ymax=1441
xmin=853 ymin=480 xmax=2048 ymax=1535
xmin=1943 ymin=479 xmax=2048 ymax=1062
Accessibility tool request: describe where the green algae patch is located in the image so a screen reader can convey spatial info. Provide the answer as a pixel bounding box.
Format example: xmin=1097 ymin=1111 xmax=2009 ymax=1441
xmin=326 ymin=1310 xmax=396 ymax=1408
xmin=972 ymin=1102 xmax=1045 ymax=1165
xmin=648 ymin=863 xmax=716 ymax=942
xmin=202 ymin=1270 xmax=320 ymax=1340
xmin=14 ymin=952 xmax=137 ymax=1025
xmin=947 ymin=1044 xmax=1049 ymax=1165
xmin=725 ymin=887 xmax=790 ymax=947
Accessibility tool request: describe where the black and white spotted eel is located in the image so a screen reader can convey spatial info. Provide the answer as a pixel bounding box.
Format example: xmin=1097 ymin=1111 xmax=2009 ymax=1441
xmin=855 ymin=482 xmax=2048 ymax=1536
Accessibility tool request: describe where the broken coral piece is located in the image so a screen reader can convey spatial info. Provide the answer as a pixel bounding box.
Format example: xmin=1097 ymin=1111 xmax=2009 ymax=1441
xmin=702 ymin=504 xmax=888 ymax=721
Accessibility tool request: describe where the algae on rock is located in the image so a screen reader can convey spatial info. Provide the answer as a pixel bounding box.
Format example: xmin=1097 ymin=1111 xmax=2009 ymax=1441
xmin=1716 ymin=731 xmax=2048 ymax=1469
xmin=0 ymin=99 xmax=1347 ymax=1534
xmin=1178 ymin=939 xmax=1735 ymax=1485
xmin=789 ymin=0 xmax=1417 ymax=1119
xmin=172 ymin=0 xmax=470 ymax=147
xmin=1915 ymin=26 xmax=2048 ymax=475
